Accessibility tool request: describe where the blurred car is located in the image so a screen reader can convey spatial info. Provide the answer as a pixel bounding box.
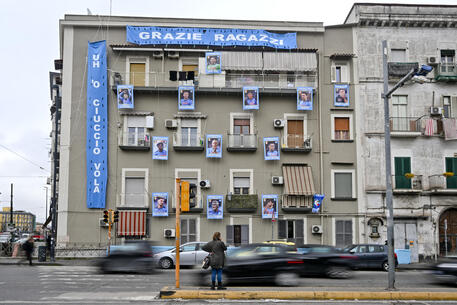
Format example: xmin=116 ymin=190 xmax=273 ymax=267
xmin=263 ymin=240 xmax=296 ymax=248
xmin=98 ymin=241 xmax=155 ymax=273
xmin=153 ymin=242 xmax=208 ymax=269
xmin=430 ymin=256 xmax=457 ymax=285
xmin=343 ymin=244 xmax=398 ymax=271
xmin=297 ymin=244 xmax=357 ymax=279
xmin=197 ymin=243 xmax=303 ymax=286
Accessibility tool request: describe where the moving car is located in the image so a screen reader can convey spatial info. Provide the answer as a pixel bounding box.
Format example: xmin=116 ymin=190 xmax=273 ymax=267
xmin=198 ymin=243 xmax=303 ymax=286
xmin=430 ymin=256 xmax=457 ymax=285
xmin=153 ymin=242 xmax=208 ymax=269
xmin=98 ymin=241 xmax=155 ymax=273
xmin=343 ymin=244 xmax=398 ymax=271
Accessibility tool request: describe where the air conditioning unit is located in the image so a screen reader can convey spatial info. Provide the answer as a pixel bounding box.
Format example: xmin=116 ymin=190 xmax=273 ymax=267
xmin=153 ymin=51 xmax=163 ymax=58
xmin=304 ymin=138 xmax=312 ymax=150
xmin=430 ymin=106 xmax=442 ymax=116
xmin=167 ymin=51 xmax=179 ymax=58
xmin=273 ymin=119 xmax=284 ymax=128
xmin=427 ymin=56 xmax=438 ymax=65
xmin=165 ymin=119 xmax=178 ymax=128
xmin=200 ymin=180 xmax=211 ymax=188
xmin=272 ymin=176 xmax=284 ymax=185
xmin=164 ymin=229 xmax=175 ymax=238
xmin=312 ymin=225 xmax=323 ymax=234
xmin=99 ymin=218 xmax=108 ymax=227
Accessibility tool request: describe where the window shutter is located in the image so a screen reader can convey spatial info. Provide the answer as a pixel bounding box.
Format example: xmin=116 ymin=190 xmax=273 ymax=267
xmin=335 ymin=118 xmax=349 ymax=131
xmin=331 ymin=66 xmax=337 ymax=82
xmin=127 ymin=116 xmax=146 ymax=127
xmin=341 ymin=65 xmax=349 ymax=83
xmin=344 ymin=220 xmax=353 ymax=246
xmin=446 ymin=157 xmax=457 ymax=189
xmin=294 ymin=220 xmax=304 ymax=246
xmin=451 ymin=96 xmax=457 ymax=118
xmin=226 ymin=225 xmax=234 ymax=245
xmin=241 ymin=225 xmax=249 ymax=245
xmin=278 ymin=220 xmax=287 ymax=239
xmin=145 ymin=116 xmax=154 ymax=128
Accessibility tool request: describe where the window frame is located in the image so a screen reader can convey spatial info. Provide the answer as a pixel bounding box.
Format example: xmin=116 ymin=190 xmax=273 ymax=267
xmin=126 ymin=56 xmax=150 ymax=86
xmin=333 ymin=218 xmax=355 ymax=248
xmin=175 ymin=168 xmax=201 ymax=208
xmin=177 ymin=118 xmax=201 ymax=147
xmin=230 ymin=169 xmax=254 ymax=195
xmin=331 ymin=114 xmax=353 ymax=141
xmin=180 ymin=218 xmax=198 ymax=244
xmin=331 ymin=169 xmax=356 ymax=199
xmin=331 ymin=61 xmax=349 ymax=83
xmin=120 ymin=168 xmax=149 ymax=208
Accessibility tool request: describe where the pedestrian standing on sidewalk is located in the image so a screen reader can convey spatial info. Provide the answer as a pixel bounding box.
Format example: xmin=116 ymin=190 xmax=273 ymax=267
xmin=22 ymin=236 xmax=34 ymax=266
xmin=202 ymin=232 xmax=227 ymax=290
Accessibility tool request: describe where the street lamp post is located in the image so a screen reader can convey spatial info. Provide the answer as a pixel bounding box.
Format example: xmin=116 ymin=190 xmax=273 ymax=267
xmin=381 ymin=40 xmax=433 ymax=289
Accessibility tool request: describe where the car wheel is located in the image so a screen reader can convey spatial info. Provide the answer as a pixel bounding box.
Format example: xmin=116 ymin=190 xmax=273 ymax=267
xmin=159 ymin=257 xmax=173 ymax=269
xmin=382 ymin=260 xmax=390 ymax=272
xmin=326 ymin=266 xmax=351 ymax=279
xmin=275 ymin=272 xmax=299 ymax=287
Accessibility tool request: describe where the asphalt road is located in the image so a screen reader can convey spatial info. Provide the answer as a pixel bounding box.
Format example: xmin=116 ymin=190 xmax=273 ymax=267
xmin=0 ymin=265 xmax=456 ymax=304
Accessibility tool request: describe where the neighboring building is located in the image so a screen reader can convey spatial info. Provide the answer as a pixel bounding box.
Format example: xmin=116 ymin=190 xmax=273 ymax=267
xmin=0 ymin=208 xmax=36 ymax=233
xmin=54 ymin=14 xmax=360 ymax=247
xmin=347 ymin=3 xmax=457 ymax=261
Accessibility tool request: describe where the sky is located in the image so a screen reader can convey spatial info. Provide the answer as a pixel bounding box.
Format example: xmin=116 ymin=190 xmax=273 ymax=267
xmin=1 ymin=0 xmax=456 ymax=224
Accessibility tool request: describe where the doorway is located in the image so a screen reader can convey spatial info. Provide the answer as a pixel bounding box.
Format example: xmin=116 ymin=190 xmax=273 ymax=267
xmin=439 ymin=209 xmax=457 ymax=256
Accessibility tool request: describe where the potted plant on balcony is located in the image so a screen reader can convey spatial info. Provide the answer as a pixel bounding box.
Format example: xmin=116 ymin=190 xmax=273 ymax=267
xmin=225 ymin=194 xmax=258 ymax=213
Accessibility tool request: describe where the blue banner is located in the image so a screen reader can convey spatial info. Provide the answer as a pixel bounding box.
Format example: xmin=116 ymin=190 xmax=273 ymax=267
xmin=312 ymin=194 xmax=324 ymax=214
xmin=127 ymin=26 xmax=297 ymax=49
xmin=87 ymin=41 xmax=108 ymax=209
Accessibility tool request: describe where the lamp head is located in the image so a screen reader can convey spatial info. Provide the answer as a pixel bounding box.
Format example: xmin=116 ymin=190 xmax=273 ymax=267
xmin=416 ymin=65 xmax=433 ymax=76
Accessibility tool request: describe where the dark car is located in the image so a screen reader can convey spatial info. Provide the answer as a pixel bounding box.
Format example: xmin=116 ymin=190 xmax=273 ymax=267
xmin=343 ymin=244 xmax=397 ymax=271
xmin=98 ymin=241 xmax=155 ymax=274
xmin=198 ymin=243 xmax=303 ymax=286
xmin=297 ymin=244 xmax=357 ymax=278
xmin=430 ymin=256 xmax=457 ymax=285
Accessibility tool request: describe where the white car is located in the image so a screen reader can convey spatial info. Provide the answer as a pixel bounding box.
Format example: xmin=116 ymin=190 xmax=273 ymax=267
xmin=153 ymin=242 xmax=208 ymax=269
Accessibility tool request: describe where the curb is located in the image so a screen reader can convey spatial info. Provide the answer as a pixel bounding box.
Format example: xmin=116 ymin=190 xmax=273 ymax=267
xmin=159 ymin=288 xmax=457 ymax=301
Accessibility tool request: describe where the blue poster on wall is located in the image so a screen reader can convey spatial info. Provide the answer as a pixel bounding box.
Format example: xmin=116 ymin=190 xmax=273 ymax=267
xmin=263 ymin=137 xmax=280 ymax=161
xmin=152 ymin=192 xmax=169 ymax=217
xmin=152 ymin=136 xmax=169 ymax=160
xmin=117 ymin=85 xmax=134 ymax=109
xmin=205 ymin=52 xmax=222 ymax=74
xmin=261 ymin=194 xmax=278 ymax=219
xmin=206 ymin=134 xmax=222 ymax=158
xmin=207 ymin=195 xmax=224 ymax=219
xmin=86 ymin=41 xmax=108 ymax=209
xmin=243 ymin=87 xmax=259 ymax=110
xmin=178 ymin=86 xmax=195 ymax=110
xmin=127 ymin=26 xmax=297 ymax=49
xmin=334 ymin=84 xmax=349 ymax=107
xmin=297 ymin=87 xmax=313 ymax=111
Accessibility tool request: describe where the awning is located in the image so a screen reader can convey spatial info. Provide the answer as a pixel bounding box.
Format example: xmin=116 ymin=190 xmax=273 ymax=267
xmin=282 ymin=165 xmax=315 ymax=195
xmin=221 ymin=51 xmax=263 ymax=70
xmin=117 ymin=210 xmax=147 ymax=236
xmin=263 ymin=52 xmax=317 ymax=71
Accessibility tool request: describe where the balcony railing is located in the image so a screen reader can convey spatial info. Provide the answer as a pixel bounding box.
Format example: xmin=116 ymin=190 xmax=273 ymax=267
xmin=226 ymin=134 xmax=257 ymax=151
xmin=388 ymin=62 xmax=419 ymax=79
xmin=118 ymin=131 xmax=150 ymax=151
xmin=172 ymin=132 xmax=204 ymax=151
xmin=390 ymin=117 xmax=421 ymax=133
xmin=118 ymin=192 xmax=149 ymax=208
xmin=280 ymin=134 xmax=312 ymax=152
xmin=436 ymin=64 xmax=457 ymax=81
xmin=111 ymin=71 xmax=317 ymax=89
xmin=392 ymin=175 xmax=423 ymax=191
xmin=225 ymin=194 xmax=258 ymax=213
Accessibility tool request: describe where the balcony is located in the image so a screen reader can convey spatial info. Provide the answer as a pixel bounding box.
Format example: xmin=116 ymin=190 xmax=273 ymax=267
xmin=172 ymin=132 xmax=204 ymax=151
xmin=226 ymin=134 xmax=257 ymax=152
xmin=111 ymin=71 xmax=317 ymax=90
xmin=225 ymin=194 xmax=258 ymax=213
xmin=429 ymin=174 xmax=457 ymax=194
xmin=280 ymin=135 xmax=312 ymax=152
xmin=118 ymin=131 xmax=151 ymax=151
xmin=390 ymin=117 xmax=422 ymax=137
xmin=392 ymin=175 xmax=423 ymax=193
xmin=436 ymin=64 xmax=457 ymax=82
xmin=388 ymin=62 xmax=419 ymax=80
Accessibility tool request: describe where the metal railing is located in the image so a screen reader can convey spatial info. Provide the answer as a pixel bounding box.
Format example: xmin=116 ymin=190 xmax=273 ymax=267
xmin=390 ymin=117 xmax=421 ymax=132
xmin=392 ymin=175 xmax=423 ymax=190
xmin=111 ymin=71 xmax=317 ymax=89
xmin=172 ymin=132 xmax=204 ymax=148
xmin=280 ymin=134 xmax=312 ymax=149
xmin=119 ymin=131 xmax=151 ymax=147
xmin=227 ymin=134 xmax=257 ymax=149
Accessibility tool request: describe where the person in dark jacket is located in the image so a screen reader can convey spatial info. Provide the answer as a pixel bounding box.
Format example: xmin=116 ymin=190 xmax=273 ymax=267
xmin=202 ymin=232 xmax=227 ymax=290
xmin=22 ymin=237 xmax=34 ymax=265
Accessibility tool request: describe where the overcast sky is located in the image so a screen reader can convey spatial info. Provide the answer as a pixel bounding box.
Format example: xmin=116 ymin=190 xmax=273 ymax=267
xmin=1 ymin=0 xmax=456 ymax=224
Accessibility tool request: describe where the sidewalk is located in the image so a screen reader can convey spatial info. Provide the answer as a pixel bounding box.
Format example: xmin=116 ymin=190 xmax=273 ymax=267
xmin=0 ymin=257 xmax=97 ymax=266
xmin=159 ymin=286 xmax=457 ymax=301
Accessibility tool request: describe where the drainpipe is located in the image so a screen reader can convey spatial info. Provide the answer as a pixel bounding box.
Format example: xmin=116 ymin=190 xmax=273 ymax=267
xmin=317 ymin=51 xmax=324 ymax=245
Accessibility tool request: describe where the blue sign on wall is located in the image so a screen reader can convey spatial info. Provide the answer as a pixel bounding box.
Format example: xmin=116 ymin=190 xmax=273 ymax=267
xmin=127 ymin=26 xmax=297 ymax=49
xmin=87 ymin=41 xmax=108 ymax=209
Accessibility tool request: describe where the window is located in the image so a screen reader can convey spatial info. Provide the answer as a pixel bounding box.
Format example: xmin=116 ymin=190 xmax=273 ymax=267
xmin=230 ymin=169 xmax=254 ymax=195
xmin=229 ymin=113 xmax=256 ymax=149
xmin=440 ymin=50 xmax=455 ymax=74
xmin=331 ymin=63 xmax=349 ymax=83
xmin=175 ymin=168 xmax=201 ymax=208
xmin=127 ymin=57 xmax=149 ymax=86
xmin=179 ymin=119 xmax=200 ymax=146
xmin=331 ymin=170 xmax=355 ymax=199
xmin=121 ymin=168 xmax=148 ymax=208
xmin=390 ymin=49 xmax=407 ymax=62
xmin=446 ymin=157 xmax=457 ymax=189
xmin=122 ymin=116 xmax=151 ymax=147
xmin=444 ymin=96 xmax=457 ymax=118
xmin=181 ymin=219 xmax=196 ymax=244
xmin=333 ymin=117 xmax=350 ymax=140
xmin=234 ymin=177 xmax=250 ymax=195
xmin=284 ymin=113 xmax=308 ymax=148
xmin=392 ymin=95 xmax=408 ymax=130
xmin=226 ymin=225 xmax=249 ymax=246
xmin=278 ymin=219 xmax=304 ymax=245
xmin=234 ymin=119 xmax=250 ymax=135
xmin=394 ymin=157 xmax=412 ymax=189
xmin=335 ymin=220 xmax=352 ymax=248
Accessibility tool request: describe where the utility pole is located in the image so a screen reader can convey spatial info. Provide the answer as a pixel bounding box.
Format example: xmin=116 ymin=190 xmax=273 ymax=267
xmin=175 ymin=178 xmax=181 ymax=289
xmin=9 ymin=183 xmax=13 ymax=228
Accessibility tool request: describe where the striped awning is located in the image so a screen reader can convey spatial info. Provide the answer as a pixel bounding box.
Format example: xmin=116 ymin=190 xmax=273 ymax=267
xmin=282 ymin=165 xmax=315 ymax=195
xmin=117 ymin=210 xmax=147 ymax=236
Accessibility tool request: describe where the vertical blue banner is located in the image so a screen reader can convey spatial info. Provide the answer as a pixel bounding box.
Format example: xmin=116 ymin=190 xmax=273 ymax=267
xmin=87 ymin=41 xmax=108 ymax=209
